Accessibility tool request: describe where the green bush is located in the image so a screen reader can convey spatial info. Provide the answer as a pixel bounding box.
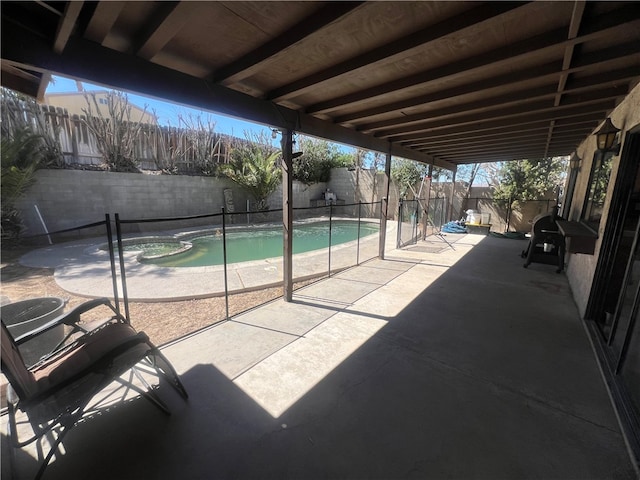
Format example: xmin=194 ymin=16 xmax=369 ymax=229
xmin=1 ymin=128 xmax=45 ymax=238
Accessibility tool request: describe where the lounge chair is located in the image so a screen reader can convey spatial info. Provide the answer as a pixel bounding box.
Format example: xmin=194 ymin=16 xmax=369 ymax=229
xmin=1 ymin=298 xmax=188 ymax=480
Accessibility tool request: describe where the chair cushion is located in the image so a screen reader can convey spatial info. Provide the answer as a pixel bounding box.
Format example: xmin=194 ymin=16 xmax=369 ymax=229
xmin=32 ymin=323 xmax=149 ymax=398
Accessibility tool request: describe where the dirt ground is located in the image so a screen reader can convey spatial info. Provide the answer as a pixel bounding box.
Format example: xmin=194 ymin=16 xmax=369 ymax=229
xmin=1 ymin=244 xmax=308 ymax=346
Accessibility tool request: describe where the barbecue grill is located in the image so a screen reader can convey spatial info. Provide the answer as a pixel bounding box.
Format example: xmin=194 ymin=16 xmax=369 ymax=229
xmin=522 ymin=206 xmax=565 ymax=273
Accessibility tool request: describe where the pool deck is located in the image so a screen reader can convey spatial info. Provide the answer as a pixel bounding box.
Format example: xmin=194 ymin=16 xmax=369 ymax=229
xmin=18 ymin=224 xmax=392 ymax=301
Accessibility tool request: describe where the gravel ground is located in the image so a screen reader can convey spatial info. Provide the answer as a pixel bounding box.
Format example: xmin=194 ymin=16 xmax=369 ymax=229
xmin=1 ymin=245 xmax=308 ymax=346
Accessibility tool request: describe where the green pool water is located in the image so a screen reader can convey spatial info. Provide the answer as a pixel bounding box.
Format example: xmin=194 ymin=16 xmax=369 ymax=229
xmin=137 ymin=221 xmax=379 ymax=267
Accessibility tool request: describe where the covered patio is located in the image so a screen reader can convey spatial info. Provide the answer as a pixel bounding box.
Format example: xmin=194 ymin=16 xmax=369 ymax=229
xmin=3 ymin=234 xmax=635 ymax=479
xmin=2 ymin=1 xmax=640 ymax=477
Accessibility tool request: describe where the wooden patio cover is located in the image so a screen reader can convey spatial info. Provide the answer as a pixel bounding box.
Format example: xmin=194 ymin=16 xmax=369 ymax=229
xmin=2 ymin=1 xmax=640 ymax=171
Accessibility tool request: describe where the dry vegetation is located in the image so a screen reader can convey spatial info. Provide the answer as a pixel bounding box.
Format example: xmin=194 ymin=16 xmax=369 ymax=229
xmin=1 ymin=244 xmax=310 ymax=346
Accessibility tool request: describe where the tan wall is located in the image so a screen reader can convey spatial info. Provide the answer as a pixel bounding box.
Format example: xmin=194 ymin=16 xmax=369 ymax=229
xmin=44 ymin=92 xmax=157 ymax=125
xmin=565 ymin=82 xmax=640 ymax=317
xmin=429 ymin=183 xmax=556 ymax=232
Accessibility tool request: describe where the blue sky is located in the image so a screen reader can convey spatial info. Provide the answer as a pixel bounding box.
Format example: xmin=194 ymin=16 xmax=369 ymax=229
xmin=46 ymin=75 xmax=274 ymax=139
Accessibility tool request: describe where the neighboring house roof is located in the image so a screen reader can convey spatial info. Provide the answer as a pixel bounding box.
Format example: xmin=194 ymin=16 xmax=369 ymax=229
xmin=44 ymin=90 xmax=158 ymax=125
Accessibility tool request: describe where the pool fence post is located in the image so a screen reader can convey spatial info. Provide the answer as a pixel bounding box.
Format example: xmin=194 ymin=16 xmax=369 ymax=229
xmin=379 ymin=149 xmax=391 ymax=260
xmin=397 ymin=199 xmax=403 ymax=249
xmin=328 ymin=202 xmax=333 ymax=277
xmin=221 ymin=207 xmax=230 ymax=320
xmin=357 ymin=202 xmax=362 ymax=265
xmin=105 ymin=214 xmax=121 ymax=314
xmin=281 ymin=129 xmax=294 ymax=302
xmin=414 ymin=200 xmax=419 ymax=244
xmin=114 ymin=213 xmax=131 ymax=323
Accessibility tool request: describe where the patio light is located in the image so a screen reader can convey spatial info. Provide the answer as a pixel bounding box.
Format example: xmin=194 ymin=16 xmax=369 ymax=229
xmin=569 ymin=154 xmax=581 ymax=170
xmin=594 ymin=118 xmax=620 ymax=153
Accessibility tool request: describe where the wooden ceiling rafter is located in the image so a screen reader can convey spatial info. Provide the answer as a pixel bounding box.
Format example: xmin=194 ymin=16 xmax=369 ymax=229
xmin=378 ymin=97 xmax=619 ymax=140
xmin=341 ymin=40 xmax=639 ymax=130
xmin=2 ymin=1 xmax=639 ymax=168
xmin=83 ymin=1 xmax=125 ymax=44
xmin=543 ymin=0 xmax=586 ymax=159
xmin=267 ymin=2 xmax=523 ymax=102
xmin=210 ymin=2 xmax=365 ymax=85
xmin=402 ymin=116 xmax=600 ymax=149
xmin=392 ymin=103 xmax=613 ymax=144
xmin=358 ymin=83 xmax=628 ymax=135
xmin=307 ymin=8 xmax=640 ymax=117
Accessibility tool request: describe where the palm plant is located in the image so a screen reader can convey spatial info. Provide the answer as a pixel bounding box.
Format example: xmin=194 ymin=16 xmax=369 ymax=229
xmin=221 ymin=135 xmax=281 ymax=211
xmin=1 ymin=128 xmax=45 ymax=237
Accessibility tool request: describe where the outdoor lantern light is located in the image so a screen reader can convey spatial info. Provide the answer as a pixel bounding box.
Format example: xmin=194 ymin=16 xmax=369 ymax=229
xmin=569 ymin=154 xmax=582 ymax=170
xmin=594 ymin=118 xmax=620 ymax=153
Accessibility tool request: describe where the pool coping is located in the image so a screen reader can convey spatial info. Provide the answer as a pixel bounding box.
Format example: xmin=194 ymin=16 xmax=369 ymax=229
xmin=19 ymin=219 xmax=396 ymax=302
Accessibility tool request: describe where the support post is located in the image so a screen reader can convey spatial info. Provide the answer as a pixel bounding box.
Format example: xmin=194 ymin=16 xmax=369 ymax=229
xmin=448 ymin=168 xmax=457 ymax=222
xmin=379 ymin=149 xmax=392 ymax=259
xmin=281 ymin=129 xmax=294 ymax=302
xmin=423 ymin=164 xmax=433 ymax=238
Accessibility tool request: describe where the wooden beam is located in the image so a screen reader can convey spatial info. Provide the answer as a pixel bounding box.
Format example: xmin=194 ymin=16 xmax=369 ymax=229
xmin=0 ymin=65 xmax=41 ymax=98
xmin=333 ymin=49 xmax=639 ymax=125
xmin=411 ymin=123 xmax=593 ymax=149
xmin=331 ymin=61 xmax=564 ymax=122
xmin=306 ymin=27 xmax=570 ymax=114
xmin=281 ymin=129 xmax=294 ymax=302
xmin=1 ymin=20 xmax=455 ymax=171
xmin=358 ymin=84 xmax=561 ymax=133
xmin=378 ymin=149 xmax=391 ymax=260
xmin=53 ymin=1 xmax=84 ymax=54
xmin=211 ymin=2 xmax=364 ymax=85
xmin=545 ymin=0 xmax=586 ymax=159
xmin=401 ymin=115 xmax=599 ymax=146
xmin=307 ymin=8 xmax=640 ymax=114
xmin=267 ymin=2 xmax=523 ymax=101
xmin=372 ymin=85 xmax=628 ymax=137
xmin=135 ymin=2 xmax=201 ymax=60
xmin=380 ymin=99 xmax=617 ymax=141
xmin=84 ymin=1 xmax=126 ymax=44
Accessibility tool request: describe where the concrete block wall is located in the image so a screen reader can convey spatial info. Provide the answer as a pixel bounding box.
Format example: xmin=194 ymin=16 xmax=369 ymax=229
xmin=16 ymin=170 xmax=334 ymax=238
xmin=329 ymin=168 xmax=400 ymax=218
xmin=16 ymin=170 xmax=251 ymax=237
xmin=16 ymin=168 xmax=395 ymax=236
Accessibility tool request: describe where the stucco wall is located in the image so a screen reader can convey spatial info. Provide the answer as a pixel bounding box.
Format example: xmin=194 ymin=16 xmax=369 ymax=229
xmin=565 ymin=82 xmax=640 ymax=317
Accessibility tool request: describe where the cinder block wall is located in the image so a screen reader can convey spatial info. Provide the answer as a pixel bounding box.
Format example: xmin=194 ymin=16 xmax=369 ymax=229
xmin=15 ymin=167 xmax=408 ymax=239
xmin=16 ymin=170 xmax=333 ymax=238
xmin=16 ymin=170 xmax=251 ymax=237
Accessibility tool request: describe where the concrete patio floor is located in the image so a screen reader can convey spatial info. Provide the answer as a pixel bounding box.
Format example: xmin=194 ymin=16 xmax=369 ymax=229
xmin=2 ymin=233 xmax=636 ymax=479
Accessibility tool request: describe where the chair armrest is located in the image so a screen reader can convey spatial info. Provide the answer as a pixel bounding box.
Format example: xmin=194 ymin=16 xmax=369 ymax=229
xmin=14 ymin=298 xmax=113 ymax=346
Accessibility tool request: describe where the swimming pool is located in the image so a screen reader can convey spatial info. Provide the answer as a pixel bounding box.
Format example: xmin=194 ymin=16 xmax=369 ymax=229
xmin=121 ymin=220 xmax=379 ymax=267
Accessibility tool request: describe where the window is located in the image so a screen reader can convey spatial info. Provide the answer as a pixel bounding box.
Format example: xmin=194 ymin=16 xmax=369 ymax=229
xmin=581 ymin=150 xmax=614 ymax=231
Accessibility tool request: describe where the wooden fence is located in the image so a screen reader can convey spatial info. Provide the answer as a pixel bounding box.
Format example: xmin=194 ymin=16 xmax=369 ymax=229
xmin=1 ymin=94 xmax=237 ymax=173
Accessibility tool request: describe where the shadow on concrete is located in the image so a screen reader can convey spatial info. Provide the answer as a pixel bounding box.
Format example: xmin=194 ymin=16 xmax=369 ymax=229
xmin=3 ymin=235 xmax=636 ymax=479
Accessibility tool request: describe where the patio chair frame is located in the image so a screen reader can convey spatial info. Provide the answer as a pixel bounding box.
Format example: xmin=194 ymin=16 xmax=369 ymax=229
xmin=1 ymin=297 xmax=188 ymax=480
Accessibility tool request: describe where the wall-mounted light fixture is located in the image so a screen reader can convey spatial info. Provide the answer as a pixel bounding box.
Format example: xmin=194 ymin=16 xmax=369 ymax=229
xmin=594 ymin=118 xmax=621 ymax=154
xmin=271 ymin=128 xmax=279 ymax=139
xmin=569 ymin=154 xmax=582 ymax=170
